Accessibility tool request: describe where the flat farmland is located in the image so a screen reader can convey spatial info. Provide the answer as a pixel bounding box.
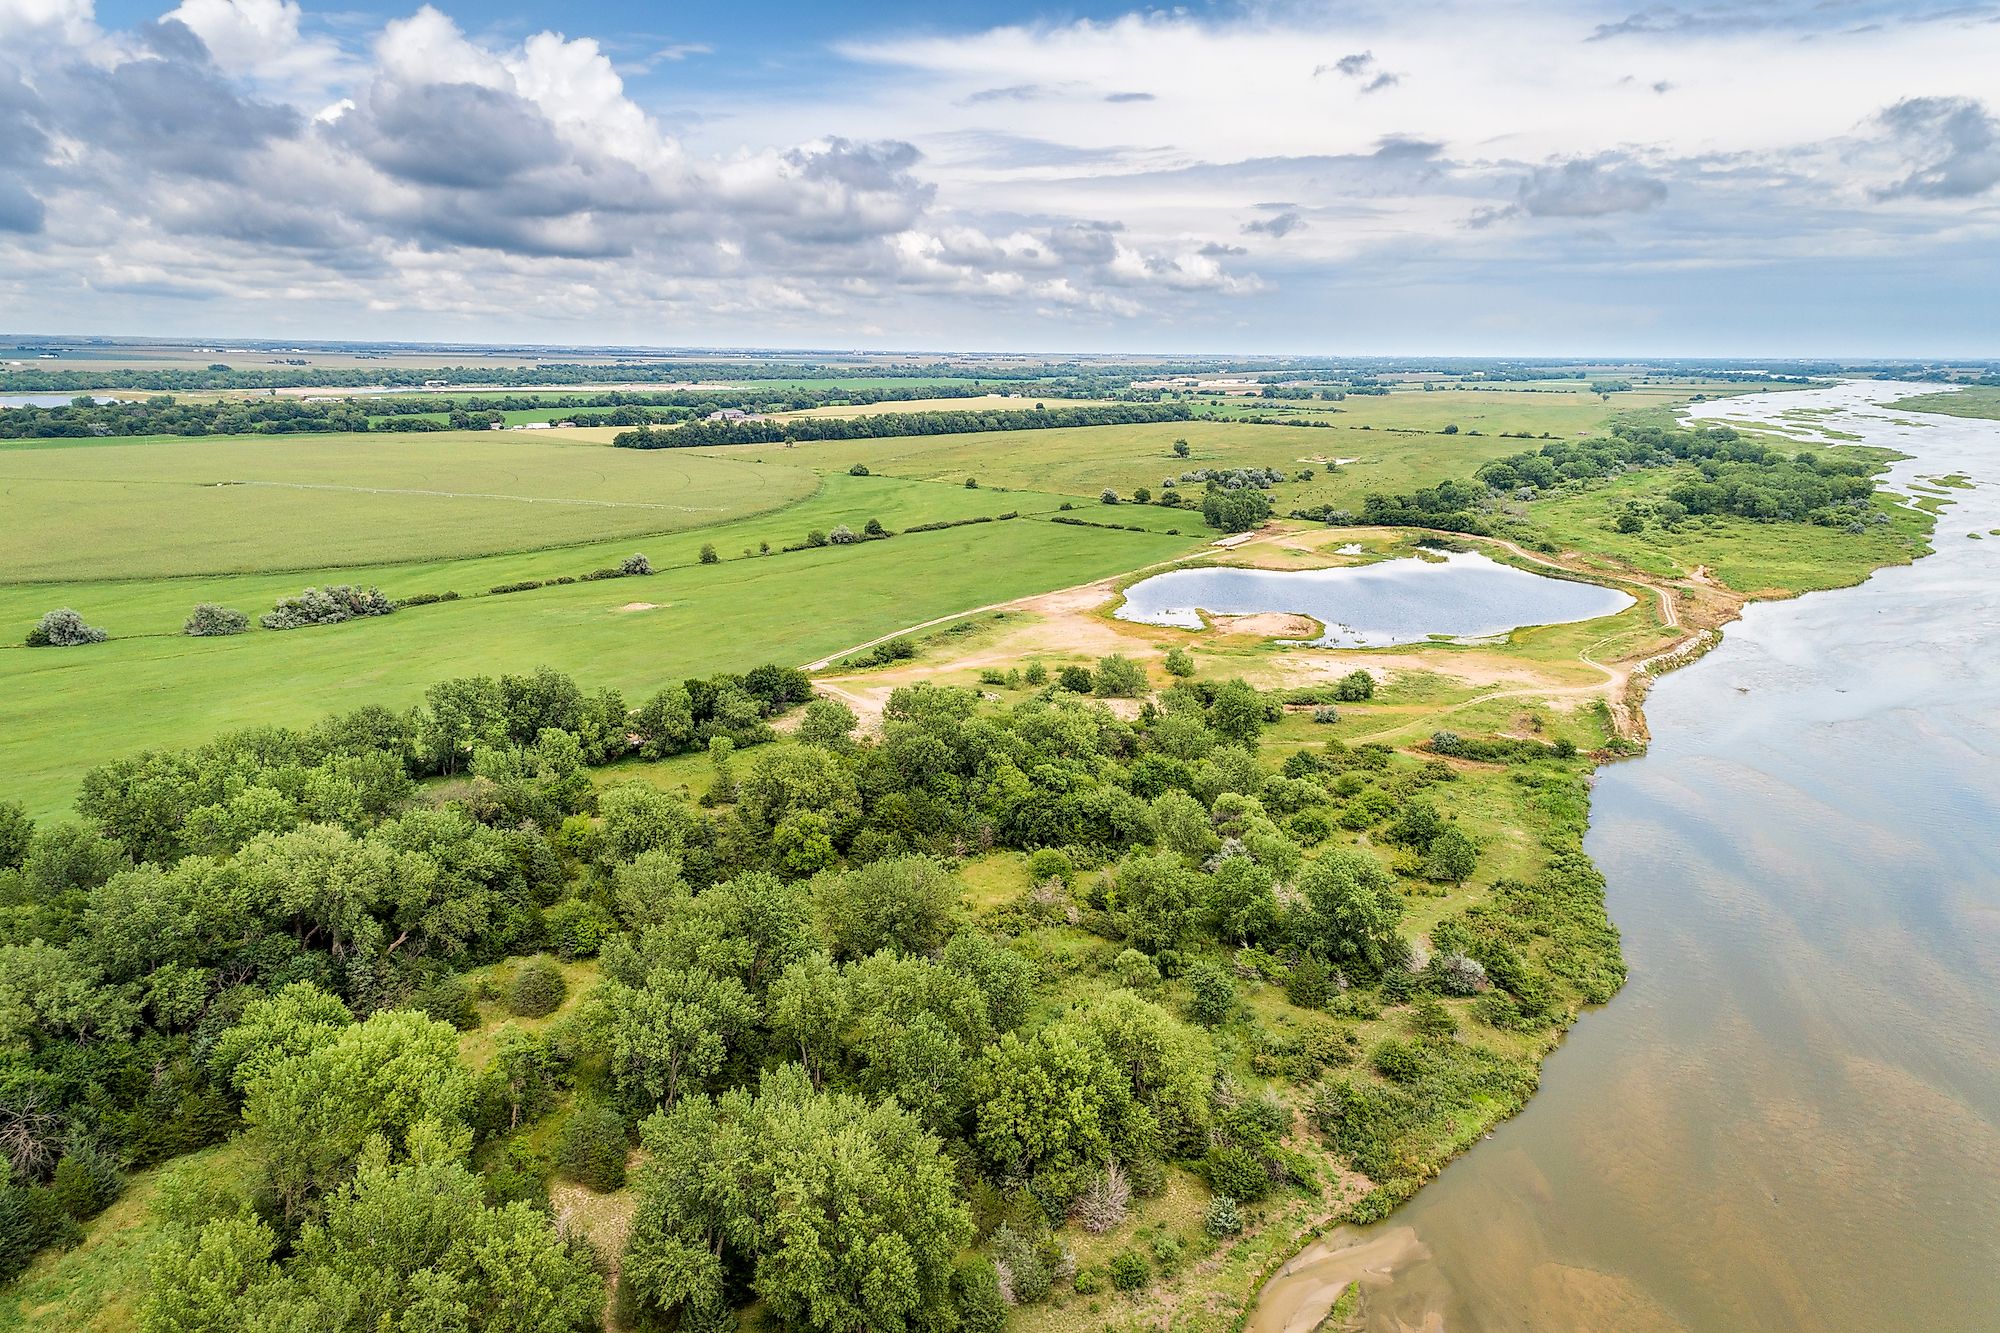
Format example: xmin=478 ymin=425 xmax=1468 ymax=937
xmin=0 ymin=430 xmax=819 ymax=580
xmin=686 ymin=414 xmax=1528 ymax=510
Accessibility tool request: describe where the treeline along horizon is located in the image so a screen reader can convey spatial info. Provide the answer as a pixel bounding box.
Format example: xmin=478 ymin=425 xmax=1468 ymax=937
xmin=0 ymin=383 xmax=1101 ymax=440
xmin=612 ymin=402 xmax=1196 ymax=449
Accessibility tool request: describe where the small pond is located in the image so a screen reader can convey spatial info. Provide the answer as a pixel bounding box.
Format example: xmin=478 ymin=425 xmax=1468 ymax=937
xmin=1114 ymin=550 xmax=1633 ymax=647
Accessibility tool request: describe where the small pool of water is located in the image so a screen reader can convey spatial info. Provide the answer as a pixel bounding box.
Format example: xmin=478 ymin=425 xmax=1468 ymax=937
xmin=1114 ymin=550 xmax=1633 ymax=647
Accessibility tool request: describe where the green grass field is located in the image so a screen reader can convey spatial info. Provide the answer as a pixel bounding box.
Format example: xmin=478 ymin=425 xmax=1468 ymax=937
xmin=0 ymin=430 xmax=822 ymax=580
xmin=0 ymin=481 xmax=1195 ymax=815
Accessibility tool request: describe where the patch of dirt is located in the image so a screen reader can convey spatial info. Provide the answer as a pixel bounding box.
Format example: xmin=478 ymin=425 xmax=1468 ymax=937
xmin=1210 ymin=611 xmax=1322 ymax=639
xmin=615 ymin=602 xmax=660 ymax=613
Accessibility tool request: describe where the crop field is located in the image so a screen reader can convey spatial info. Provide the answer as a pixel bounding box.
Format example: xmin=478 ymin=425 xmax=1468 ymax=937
xmin=0 ymin=430 xmax=820 ymax=580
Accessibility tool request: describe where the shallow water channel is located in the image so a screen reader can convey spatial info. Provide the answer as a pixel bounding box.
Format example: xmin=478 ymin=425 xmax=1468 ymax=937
xmin=1114 ymin=551 xmax=1633 ymax=646
xmin=1250 ymin=382 xmax=2000 ymax=1331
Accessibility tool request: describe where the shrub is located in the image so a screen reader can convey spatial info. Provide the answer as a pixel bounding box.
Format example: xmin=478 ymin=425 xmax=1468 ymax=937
xmin=557 ymin=1102 xmax=629 ymax=1192
xmin=544 ymin=896 xmax=616 ymax=959
xmin=1407 ymin=994 xmax=1457 ymax=1040
xmin=1023 ymin=662 xmax=1049 ymax=686
xmin=1182 ymin=961 xmax=1237 ymax=1027
xmin=1333 ymin=669 xmax=1375 ymax=702
xmin=991 ymin=1225 xmax=1050 ymax=1304
xmin=1107 ymin=1251 xmax=1150 ymax=1291
xmin=410 ymin=973 xmax=479 ymax=1030
xmin=1070 ymin=1160 xmax=1131 ymax=1233
xmin=1204 ymin=1194 xmax=1243 ymax=1237
xmin=509 ymin=956 xmax=569 ymax=1017
xmin=1100 ymin=488 xmax=1119 ymax=504
xmin=1113 ymin=948 xmax=1160 ymax=989
xmin=0 ymin=1185 xmax=79 ymax=1282
xmin=864 ymin=517 xmax=887 ymax=537
xmin=620 ymin=553 xmax=654 ymax=575
xmin=1093 ymin=654 xmax=1147 ymax=698
xmin=1202 ymin=1145 xmax=1270 ymax=1202
xmin=183 ymin=603 xmax=248 ymax=637
xmin=1027 ymin=846 xmax=1072 ymax=884
xmin=1312 ymin=705 xmax=1340 ymax=724
xmin=26 ymin=609 xmax=106 ymax=647
xmin=699 ymin=543 xmax=719 ymax=564
xmin=848 ymin=463 xmax=871 ymax=476
xmin=260 ymin=585 xmax=393 ymax=630
xmin=1285 ymin=955 xmax=1335 ymax=1010
xmin=964 ymin=477 xmax=978 ymax=488
xmin=952 ymin=1258 xmax=1009 ymax=1333
xmin=1428 ymin=951 xmax=1489 ymax=996
xmin=805 ymin=529 xmax=830 ymax=547
xmin=48 ymin=1142 xmax=123 ymax=1222
xmin=1163 ymin=647 xmax=1195 ymax=678
xmin=828 ymin=524 xmax=859 ymax=545
xmin=1057 ymin=665 xmax=1094 ymax=693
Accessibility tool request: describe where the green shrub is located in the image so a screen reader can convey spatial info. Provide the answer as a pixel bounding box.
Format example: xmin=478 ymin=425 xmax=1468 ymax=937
xmin=1201 ymin=1145 xmax=1270 ymax=1202
xmin=557 ymin=1102 xmax=629 ymax=1192
xmin=49 ymin=1142 xmax=124 ymax=1221
xmin=0 ymin=1185 xmax=79 ymax=1283
xmin=542 ymin=898 xmax=615 ymax=959
xmin=1107 ymin=1250 xmax=1150 ymax=1291
xmin=1057 ymin=665 xmax=1094 ymax=693
xmin=952 ymin=1258 xmax=1009 ymax=1333
xmin=183 ymin=603 xmax=249 ymax=636
xmin=1204 ymin=1195 xmax=1243 ymax=1237
xmin=410 ymin=973 xmax=479 ymax=1030
xmin=26 ymin=608 xmax=107 ymax=647
xmin=1182 ymin=961 xmax=1236 ymax=1027
xmin=508 ymin=956 xmax=569 ymax=1017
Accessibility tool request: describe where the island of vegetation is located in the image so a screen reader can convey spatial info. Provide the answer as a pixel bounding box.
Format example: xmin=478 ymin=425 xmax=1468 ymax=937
xmin=0 ymin=350 xmax=1947 ymax=1331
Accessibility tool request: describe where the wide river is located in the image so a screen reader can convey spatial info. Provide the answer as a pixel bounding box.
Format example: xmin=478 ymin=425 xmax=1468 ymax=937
xmin=1252 ymin=381 xmax=2000 ymax=1331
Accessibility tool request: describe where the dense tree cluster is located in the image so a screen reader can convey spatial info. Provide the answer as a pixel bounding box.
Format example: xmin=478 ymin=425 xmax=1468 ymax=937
xmin=613 ymin=403 xmax=1193 ymax=450
xmin=0 ymin=654 xmax=1617 ymax=1321
xmin=1349 ymin=422 xmax=1885 ymax=533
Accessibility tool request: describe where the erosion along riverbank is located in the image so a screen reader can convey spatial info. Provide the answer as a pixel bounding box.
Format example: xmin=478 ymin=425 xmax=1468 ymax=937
xmin=1247 ymin=381 xmax=2000 ymax=1331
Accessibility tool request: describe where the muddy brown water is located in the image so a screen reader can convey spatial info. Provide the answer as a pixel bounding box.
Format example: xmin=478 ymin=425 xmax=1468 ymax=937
xmin=1250 ymin=383 xmax=2000 ymax=1332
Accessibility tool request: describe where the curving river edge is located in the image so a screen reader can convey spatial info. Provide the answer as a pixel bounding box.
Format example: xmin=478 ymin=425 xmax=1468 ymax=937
xmin=1248 ymin=381 xmax=2000 ymax=1332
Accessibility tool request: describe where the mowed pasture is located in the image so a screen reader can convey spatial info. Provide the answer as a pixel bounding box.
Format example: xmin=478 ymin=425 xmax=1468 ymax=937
xmin=0 ymin=430 xmax=818 ymax=580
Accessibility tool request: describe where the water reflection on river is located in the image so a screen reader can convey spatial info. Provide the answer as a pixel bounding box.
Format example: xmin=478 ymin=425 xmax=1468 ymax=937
xmin=1254 ymin=383 xmax=2000 ymax=1332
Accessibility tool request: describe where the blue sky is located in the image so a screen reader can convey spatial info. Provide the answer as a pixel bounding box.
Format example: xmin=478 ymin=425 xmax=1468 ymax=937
xmin=2 ymin=1 xmax=1997 ymax=354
